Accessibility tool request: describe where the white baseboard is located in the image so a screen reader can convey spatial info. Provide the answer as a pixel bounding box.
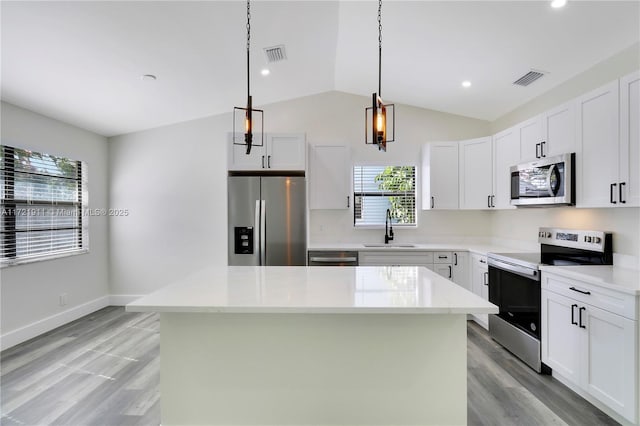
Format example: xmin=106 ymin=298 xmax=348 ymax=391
xmin=109 ymin=294 xmax=144 ymax=306
xmin=0 ymin=295 xmax=110 ymax=351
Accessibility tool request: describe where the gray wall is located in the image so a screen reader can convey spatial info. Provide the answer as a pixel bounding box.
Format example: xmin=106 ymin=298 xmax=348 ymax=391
xmin=0 ymin=102 xmax=110 ymax=343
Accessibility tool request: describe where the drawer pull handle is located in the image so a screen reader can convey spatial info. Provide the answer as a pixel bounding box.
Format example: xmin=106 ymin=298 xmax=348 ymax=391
xmin=569 ymin=286 xmax=591 ymax=295
xmin=571 ymin=304 xmax=578 ymax=325
xmin=479 ymin=259 xmax=487 ymax=264
xmin=438 ymin=255 xmax=448 ymax=259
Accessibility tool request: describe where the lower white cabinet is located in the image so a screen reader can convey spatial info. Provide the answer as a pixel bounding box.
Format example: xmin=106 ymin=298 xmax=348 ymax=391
xmin=358 ymin=251 xmax=434 ymax=267
xmin=451 ymin=251 xmax=469 ymax=291
xmin=470 ymin=254 xmax=489 ymax=329
xmin=542 ymin=272 xmax=637 ymax=424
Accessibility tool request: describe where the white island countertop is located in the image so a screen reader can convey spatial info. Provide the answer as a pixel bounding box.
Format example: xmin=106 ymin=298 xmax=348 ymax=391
xmin=126 ymin=266 xmax=498 ymax=315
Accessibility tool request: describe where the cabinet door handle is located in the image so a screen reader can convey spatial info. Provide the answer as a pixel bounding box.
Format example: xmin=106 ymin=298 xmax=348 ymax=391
xmin=610 ymin=183 xmax=617 ymax=204
xmin=620 ymin=182 xmax=626 ymax=204
xmin=454 ymin=253 xmax=458 ymax=266
xmin=487 ymin=195 xmax=491 ymax=208
xmin=579 ymin=307 xmax=586 ymax=329
xmin=479 ymin=259 xmax=487 ymax=264
xmin=347 ymin=196 xmax=350 ymax=208
xmin=431 ymin=196 xmax=435 ymax=209
xmin=535 ymin=143 xmax=541 ymax=159
xmin=571 ymin=304 xmax=578 ymax=325
xmin=569 ymin=286 xmax=591 ymax=295
xmin=491 ymin=195 xmax=495 ymax=208
xmin=483 ymin=271 xmax=488 ymax=286
xmin=267 ymin=155 xmax=271 ymax=168
xmin=448 ymin=265 xmax=452 ymax=279
xmin=541 ymin=141 xmax=546 ymax=157
xmin=261 ymin=155 xmax=265 ymax=168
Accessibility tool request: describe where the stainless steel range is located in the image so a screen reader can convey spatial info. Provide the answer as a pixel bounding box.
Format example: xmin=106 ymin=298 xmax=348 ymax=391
xmin=487 ymin=227 xmax=612 ymax=373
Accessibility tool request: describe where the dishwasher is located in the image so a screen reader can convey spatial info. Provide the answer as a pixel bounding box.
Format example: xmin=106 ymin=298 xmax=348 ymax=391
xmin=307 ymin=251 xmax=359 ymax=266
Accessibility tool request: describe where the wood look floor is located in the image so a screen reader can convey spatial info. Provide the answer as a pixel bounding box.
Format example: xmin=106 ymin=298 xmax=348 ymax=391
xmin=1 ymin=307 xmax=619 ymax=426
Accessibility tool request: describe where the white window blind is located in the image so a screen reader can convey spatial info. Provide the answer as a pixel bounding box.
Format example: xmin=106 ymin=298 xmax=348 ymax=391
xmin=353 ymin=165 xmax=416 ymax=226
xmin=1 ymin=145 xmax=88 ymax=265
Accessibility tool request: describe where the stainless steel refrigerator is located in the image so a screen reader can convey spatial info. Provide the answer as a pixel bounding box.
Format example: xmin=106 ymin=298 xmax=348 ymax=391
xmin=228 ymin=175 xmax=306 ymax=266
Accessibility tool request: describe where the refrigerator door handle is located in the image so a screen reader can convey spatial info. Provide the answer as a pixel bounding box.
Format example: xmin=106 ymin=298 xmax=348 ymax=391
xmin=260 ymin=200 xmax=266 ymax=265
xmin=254 ymin=200 xmax=261 ymax=265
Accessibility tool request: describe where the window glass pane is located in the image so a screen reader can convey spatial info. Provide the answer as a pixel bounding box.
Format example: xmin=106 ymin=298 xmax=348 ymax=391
xmin=1 ymin=144 xmax=86 ymax=264
xmin=353 ymin=165 xmax=416 ymax=226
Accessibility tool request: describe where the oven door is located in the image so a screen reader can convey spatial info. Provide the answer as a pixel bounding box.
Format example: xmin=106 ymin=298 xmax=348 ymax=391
xmin=488 ymin=263 xmax=541 ymax=339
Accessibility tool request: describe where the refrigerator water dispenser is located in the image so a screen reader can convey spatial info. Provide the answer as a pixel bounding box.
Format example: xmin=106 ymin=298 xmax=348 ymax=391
xmin=234 ymin=227 xmax=254 ymax=254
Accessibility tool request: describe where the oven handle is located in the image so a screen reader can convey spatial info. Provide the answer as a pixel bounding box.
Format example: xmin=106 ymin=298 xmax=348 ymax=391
xmin=488 ymin=258 xmax=539 ymax=279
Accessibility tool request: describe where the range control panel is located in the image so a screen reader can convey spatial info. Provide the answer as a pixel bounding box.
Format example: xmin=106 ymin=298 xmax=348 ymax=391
xmin=538 ymin=227 xmax=611 ymax=252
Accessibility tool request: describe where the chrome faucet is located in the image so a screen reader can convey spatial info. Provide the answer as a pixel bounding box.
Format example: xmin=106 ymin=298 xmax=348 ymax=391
xmin=384 ymin=209 xmax=394 ymax=244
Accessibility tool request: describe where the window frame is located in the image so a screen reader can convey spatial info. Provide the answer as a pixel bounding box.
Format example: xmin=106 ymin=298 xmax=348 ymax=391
xmin=1 ymin=145 xmax=89 ymax=267
xmin=352 ymin=164 xmax=418 ymax=228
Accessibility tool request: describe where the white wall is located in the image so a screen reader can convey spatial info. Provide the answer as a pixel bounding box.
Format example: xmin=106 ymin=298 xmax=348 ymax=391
xmin=109 ymin=114 xmax=229 ymax=297
xmin=0 ymin=102 xmax=110 ymax=348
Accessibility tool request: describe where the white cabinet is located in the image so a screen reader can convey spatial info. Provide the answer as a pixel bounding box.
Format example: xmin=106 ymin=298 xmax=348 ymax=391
xmin=470 ymin=253 xmax=489 ymax=329
xmin=619 ymin=70 xmax=640 ymax=207
xmin=433 ymin=264 xmax=452 ymax=280
xmin=517 ymin=100 xmax=575 ymax=162
xmin=541 ymin=100 xmax=576 ymax=158
xmin=358 ymin=251 xmax=434 ymax=267
xmin=517 ymin=116 xmax=543 ymax=162
xmin=228 ymin=133 xmax=306 ymax=171
xmin=451 ymin=251 xmax=469 ymax=291
xmin=542 ymin=272 xmax=638 ymax=423
xmin=421 ymin=142 xmax=458 ymax=210
xmin=309 ymin=145 xmax=351 ymax=210
xmin=492 ymin=127 xmax=520 ymax=209
xmin=576 ymin=80 xmax=620 ymax=207
xmin=459 ymin=137 xmax=493 ymax=210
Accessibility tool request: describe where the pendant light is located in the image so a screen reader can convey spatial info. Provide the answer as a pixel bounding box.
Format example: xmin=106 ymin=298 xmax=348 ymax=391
xmin=365 ymin=0 xmax=394 ymax=151
xmin=233 ymin=0 xmax=263 ymax=155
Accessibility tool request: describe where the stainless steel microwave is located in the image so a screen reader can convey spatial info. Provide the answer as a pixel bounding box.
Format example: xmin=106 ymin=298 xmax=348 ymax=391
xmin=510 ymin=153 xmax=575 ymax=207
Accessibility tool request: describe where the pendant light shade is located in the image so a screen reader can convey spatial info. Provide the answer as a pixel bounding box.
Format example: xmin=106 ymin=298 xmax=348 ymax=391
xmin=365 ymin=0 xmax=394 ymax=152
xmin=233 ymin=0 xmax=263 ymax=155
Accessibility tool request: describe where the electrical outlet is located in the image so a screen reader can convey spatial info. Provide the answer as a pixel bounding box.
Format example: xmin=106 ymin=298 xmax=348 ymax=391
xmin=59 ymin=293 xmax=67 ymax=306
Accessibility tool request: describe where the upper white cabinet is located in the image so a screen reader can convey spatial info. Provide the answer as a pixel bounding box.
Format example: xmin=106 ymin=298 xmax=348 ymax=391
xmin=619 ymin=70 xmax=640 ymax=207
xmin=421 ymin=142 xmax=459 ymax=210
xmin=228 ymin=133 xmax=306 ymax=171
xmin=541 ymin=101 xmax=576 ymax=158
xmin=492 ymin=127 xmax=520 ymax=209
xmin=518 ymin=100 xmax=576 ymax=162
xmin=576 ymin=80 xmax=620 ymax=207
xmin=309 ymin=145 xmax=351 ymax=210
xmin=517 ymin=116 xmax=542 ymax=161
xmin=459 ymin=137 xmax=493 ymax=210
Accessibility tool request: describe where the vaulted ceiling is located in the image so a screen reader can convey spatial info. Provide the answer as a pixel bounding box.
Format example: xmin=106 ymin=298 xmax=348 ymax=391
xmin=2 ymin=1 xmax=638 ymax=137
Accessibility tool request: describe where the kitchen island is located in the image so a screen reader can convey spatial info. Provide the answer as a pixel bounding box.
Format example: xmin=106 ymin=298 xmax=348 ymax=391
xmin=127 ymin=266 xmax=497 ymax=426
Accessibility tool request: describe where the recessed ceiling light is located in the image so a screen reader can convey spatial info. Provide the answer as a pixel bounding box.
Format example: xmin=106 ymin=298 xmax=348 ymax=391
xmin=462 ymin=80 xmax=471 ymax=88
xmin=140 ymin=74 xmax=157 ymax=81
xmin=261 ymin=68 xmax=270 ymax=76
xmin=551 ymin=0 xmax=567 ymax=8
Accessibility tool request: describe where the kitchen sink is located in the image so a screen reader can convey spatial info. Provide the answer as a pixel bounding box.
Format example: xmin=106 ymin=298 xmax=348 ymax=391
xmin=362 ymin=243 xmax=416 ymax=248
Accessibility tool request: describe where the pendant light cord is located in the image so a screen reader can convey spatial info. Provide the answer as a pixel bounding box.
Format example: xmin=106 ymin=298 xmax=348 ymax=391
xmin=378 ymin=0 xmax=382 ymax=97
xmin=246 ymin=0 xmax=251 ymax=99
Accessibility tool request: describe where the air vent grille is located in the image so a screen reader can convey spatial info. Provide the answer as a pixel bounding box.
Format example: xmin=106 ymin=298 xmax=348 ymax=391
xmin=264 ymin=45 xmax=287 ymax=63
xmin=513 ymin=70 xmax=545 ymax=87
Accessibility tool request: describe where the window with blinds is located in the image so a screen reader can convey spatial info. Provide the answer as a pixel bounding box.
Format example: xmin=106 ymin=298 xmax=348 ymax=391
xmin=353 ymin=165 xmax=416 ymax=226
xmin=1 ymin=145 xmax=88 ymax=265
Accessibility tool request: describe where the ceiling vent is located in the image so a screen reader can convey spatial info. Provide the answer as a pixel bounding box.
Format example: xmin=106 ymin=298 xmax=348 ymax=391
xmin=263 ymin=45 xmax=287 ymax=63
xmin=513 ymin=70 xmax=546 ymax=87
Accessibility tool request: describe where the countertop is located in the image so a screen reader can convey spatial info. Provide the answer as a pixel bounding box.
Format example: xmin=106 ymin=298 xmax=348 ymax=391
xmin=126 ymin=266 xmax=498 ymax=315
xmin=307 ymin=242 xmax=521 ymax=256
xmin=540 ymin=265 xmax=640 ymax=295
